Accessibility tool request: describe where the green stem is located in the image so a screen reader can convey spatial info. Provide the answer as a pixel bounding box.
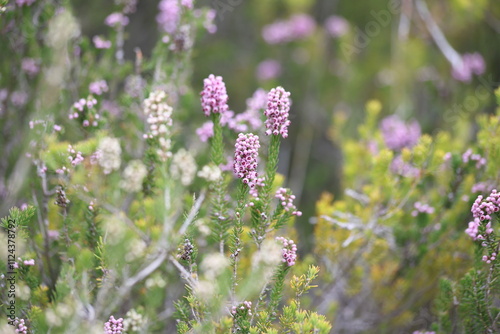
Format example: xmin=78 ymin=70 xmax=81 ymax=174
xmin=210 ymin=113 xmax=224 ymax=166
xmin=230 ymin=182 xmax=249 ymax=301
xmin=267 ymin=264 xmax=291 ymax=323
xmin=256 ymin=135 xmax=281 ymax=242
xmin=208 ymin=113 xmax=228 ymax=251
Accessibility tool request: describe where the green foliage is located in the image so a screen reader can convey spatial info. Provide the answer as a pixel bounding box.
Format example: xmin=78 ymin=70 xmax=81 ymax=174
xmin=1 ymin=206 xmax=36 ymax=238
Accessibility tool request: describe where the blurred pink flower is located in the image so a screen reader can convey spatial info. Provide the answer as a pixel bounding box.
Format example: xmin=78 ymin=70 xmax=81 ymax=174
xmin=262 ymin=14 xmax=316 ymax=44
xmin=196 ymin=121 xmax=214 ymax=142
xmin=157 ymin=0 xmax=180 ymax=34
xmin=16 ymin=0 xmax=35 ymax=6
xmin=89 ymin=80 xmax=109 ymax=95
xmin=380 ymin=115 xmax=421 ymax=150
xmin=325 ymin=15 xmax=349 ymax=38
xmin=21 ymin=58 xmax=40 ymax=76
xmin=451 ymin=52 xmax=485 ymax=82
xmin=105 ymin=12 xmax=129 ymax=27
xmin=204 ymin=9 xmax=217 ymax=34
xmin=93 ymin=36 xmax=112 ymax=49
xmin=11 ymin=91 xmax=28 ymax=107
xmin=256 ymin=59 xmax=282 ymax=81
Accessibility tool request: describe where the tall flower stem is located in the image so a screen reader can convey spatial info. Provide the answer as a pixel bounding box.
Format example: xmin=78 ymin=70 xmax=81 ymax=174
xmin=230 ymin=181 xmax=249 ymax=301
xmin=209 ymin=113 xmax=228 ymax=253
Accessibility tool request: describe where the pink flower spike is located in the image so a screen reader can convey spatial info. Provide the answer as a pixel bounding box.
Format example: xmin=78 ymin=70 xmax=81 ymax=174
xmin=200 ymin=74 xmax=229 ymax=117
xmin=264 ymin=86 xmax=291 ymax=138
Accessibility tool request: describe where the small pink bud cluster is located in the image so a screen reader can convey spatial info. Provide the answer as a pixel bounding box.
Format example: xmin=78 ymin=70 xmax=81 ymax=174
xmin=264 ymin=87 xmax=291 ymax=138
xmin=471 ymin=190 xmax=500 ymax=222
xmin=411 ymin=202 xmax=435 ymax=217
xmin=482 ymin=253 xmax=497 ymax=264
xmin=262 ymin=14 xmax=316 ymax=44
xmin=231 ymin=301 xmax=252 ymax=316
xmin=466 ymin=190 xmax=499 ymax=263
xmin=36 ymin=163 xmax=47 ymax=177
xmin=105 ymin=13 xmax=129 ymax=27
xmin=104 ymin=315 xmax=124 ymax=334
xmin=56 ymin=166 xmax=68 ymax=175
xmin=69 ymin=96 xmax=100 ymax=127
xmin=233 ymin=133 xmax=260 ymax=187
xmin=276 ymin=237 xmax=297 ymax=266
xmin=23 ymin=259 xmax=35 ymax=266
xmin=462 ymin=149 xmax=486 ymax=168
xmin=380 ymin=115 xmax=421 ymax=151
xmin=248 ymin=176 xmax=266 ymax=200
xmin=89 ymin=80 xmax=109 ymax=96
xmin=93 ymin=36 xmax=112 ymax=49
xmin=89 ymin=200 xmax=96 ymax=211
xmin=157 ymin=0 xmax=181 ymax=35
xmin=21 ymin=58 xmax=40 ymax=76
xmin=452 ymin=52 xmax=485 ymax=82
xmin=67 ymin=145 xmax=84 ymax=166
xmin=200 ymin=74 xmax=229 ymax=117
xmin=275 ymin=188 xmax=302 ymax=216
xmin=13 ymin=318 xmax=28 ymax=334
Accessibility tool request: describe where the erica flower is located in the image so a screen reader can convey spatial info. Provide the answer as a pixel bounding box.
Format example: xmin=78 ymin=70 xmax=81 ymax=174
xmin=105 ymin=12 xmax=129 ymax=27
xmin=97 ymin=137 xmax=121 ymax=174
xmin=466 ymin=190 xmax=499 ymax=243
xmin=262 ymin=14 xmax=316 ymax=44
xmin=275 ymin=188 xmax=302 ymax=216
xmin=380 ymin=115 xmax=421 ymax=151
xmin=143 ymin=90 xmax=173 ymax=161
xmin=93 ymin=36 xmax=112 ymax=49
xmin=123 ymin=309 xmax=146 ymax=333
xmin=451 ymin=52 xmax=485 ymax=82
xmin=325 ymin=15 xmax=349 ymax=38
xmin=462 ymin=149 xmax=486 ymax=169
xmin=157 ymin=0 xmax=180 ymax=34
xmin=13 ymin=318 xmax=28 ymax=334
xmin=276 ymin=237 xmax=297 ymax=266
xmin=256 ymin=59 xmax=282 ymax=81
xmin=89 ymin=80 xmax=109 ymax=95
xmin=233 ymin=133 xmax=260 ymax=186
xmin=120 ymin=160 xmax=147 ymax=192
xmin=264 ymin=86 xmax=291 ymax=138
xmin=104 ymin=315 xmax=124 ymax=334
xmin=200 ymin=74 xmax=229 ymax=116
xmin=411 ymin=202 xmax=435 ymax=217
xmin=231 ymin=301 xmax=252 ymax=317
xmin=21 ymin=58 xmax=40 ymax=76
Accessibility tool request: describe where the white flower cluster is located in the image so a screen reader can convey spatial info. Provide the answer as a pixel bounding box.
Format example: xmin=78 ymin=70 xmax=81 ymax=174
xmin=120 ymin=160 xmax=147 ymax=192
xmin=97 ymin=137 xmax=121 ymax=174
xmin=197 ymin=164 xmax=221 ymax=182
xmin=123 ymin=309 xmax=146 ymax=333
xmin=170 ymin=149 xmax=197 ymax=186
xmin=200 ymin=253 xmax=229 ymax=280
xmin=143 ymin=90 xmax=173 ymax=161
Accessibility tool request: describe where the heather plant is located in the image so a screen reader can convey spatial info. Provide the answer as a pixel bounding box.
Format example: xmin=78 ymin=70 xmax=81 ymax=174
xmin=2 ymin=1 xmax=500 ymax=334
xmin=312 ymin=93 xmax=500 ymax=333
xmin=0 ymin=1 xmax=331 ymax=333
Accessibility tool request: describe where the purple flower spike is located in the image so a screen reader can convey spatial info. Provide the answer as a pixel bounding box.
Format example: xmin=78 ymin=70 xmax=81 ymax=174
xmin=200 ymin=74 xmax=229 ymax=117
xmin=104 ymin=315 xmax=124 ymax=334
xmin=264 ymin=87 xmax=291 ymax=138
xmin=233 ymin=133 xmax=260 ymax=187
